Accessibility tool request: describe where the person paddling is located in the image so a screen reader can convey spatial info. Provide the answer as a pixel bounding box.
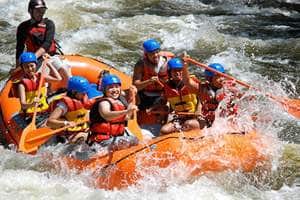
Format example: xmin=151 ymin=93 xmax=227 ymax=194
xmin=160 ymin=58 xmax=205 ymax=135
xmin=183 ymin=61 xmax=241 ymax=126
xmin=47 ymin=76 xmax=102 ymax=144
xmin=16 ymin=52 xmax=62 ymax=128
xmin=12 ymin=0 xmax=71 ymax=91
xmin=132 ymin=39 xmax=174 ymax=133
xmin=89 ymin=74 xmax=139 ymax=151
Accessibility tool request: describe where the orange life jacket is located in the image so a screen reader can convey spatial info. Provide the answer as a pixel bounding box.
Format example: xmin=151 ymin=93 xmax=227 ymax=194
xmin=89 ymin=97 xmax=127 ymax=142
xmin=60 ymin=96 xmax=89 ymax=132
xmin=199 ymin=81 xmax=239 ymax=123
xmin=21 ymin=73 xmax=49 ymax=114
xmin=215 ymin=81 xmax=239 ymax=117
xmin=163 ymin=81 xmax=198 ymax=113
xmin=142 ymin=51 xmax=174 ymax=93
xmin=25 ymin=20 xmax=56 ymax=54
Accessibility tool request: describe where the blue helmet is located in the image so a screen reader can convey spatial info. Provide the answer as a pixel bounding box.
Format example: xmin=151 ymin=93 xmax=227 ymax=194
xmin=204 ymin=63 xmax=225 ymax=77
xmin=101 ymin=74 xmax=121 ymax=90
xmin=168 ymin=58 xmax=183 ymax=71
xmin=19 ymin=52 xmax=37 ymax=64
xmin=67 ymin=76 xmax=90 ymax=93
xmin=143 ymin=39 xmax=160 ymax=53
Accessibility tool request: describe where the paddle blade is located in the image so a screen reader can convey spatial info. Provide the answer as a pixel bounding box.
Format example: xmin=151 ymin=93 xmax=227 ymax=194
xmin=19 ymin=127 xmax=53 ymax=153
xmin=283 ymin=99 xmax=300 ymax=119
xmin=128 ymin=115 xmax=143 ymax=141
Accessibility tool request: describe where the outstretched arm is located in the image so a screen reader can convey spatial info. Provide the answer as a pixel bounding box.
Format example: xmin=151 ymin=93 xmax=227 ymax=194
xmin=44 ymin=61 xmax=62 ymax=82
xmin=182 ymin=59 xmax=200 ymax=93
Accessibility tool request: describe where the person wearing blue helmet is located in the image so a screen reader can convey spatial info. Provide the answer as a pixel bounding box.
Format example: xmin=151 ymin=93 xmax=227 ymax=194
xmin=15 ymin=51 xmax=62 ymax=128
xmin=183 ymin=61 xmax=241 ymax=126
xmin=47 ymin=76 xmax=102 ymax=144
xmin=159 ymin=58 xmax=204 ymax=135
xmin=10 ymin=0 xmax=62 ymax=81
xmin=89 ymin=74 xmax=138 ymax=151
xmin=133 ymin=39 xmax=174 ymax=127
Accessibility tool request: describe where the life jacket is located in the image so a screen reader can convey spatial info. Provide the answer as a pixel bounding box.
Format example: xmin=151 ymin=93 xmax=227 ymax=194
xmin=89 ymin=97 xmax=128 ymax=142
xmin=142 ymin=51 xmax=174 ymax=93
xmin=163 ymin=80 xmax=198 ymax=113
xmin=215 ymin=80 xmax=239 ymax=117
xmin=21 ymin=73 xmax=49 ymax=114
xmin=199 ymin=81 xmax=239 ymax=123
xmin=61 ymin=96 xmax=89 ymax=132
xmin=25 ymin=19 xmax=56 ymax=54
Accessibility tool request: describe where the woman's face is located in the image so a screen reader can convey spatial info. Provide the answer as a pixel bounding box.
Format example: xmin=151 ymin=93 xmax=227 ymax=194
xmin=105 ymin=84 xmax=121 ymax=99
xmin=22 ymin=62 xmax=37 ymax=78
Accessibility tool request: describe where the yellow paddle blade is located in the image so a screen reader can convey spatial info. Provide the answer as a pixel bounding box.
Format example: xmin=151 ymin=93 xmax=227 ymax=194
xmin=128 ymin=112 xmax=143 ymax=141
xmin=19 ymin=127 xmax=53 ymax=153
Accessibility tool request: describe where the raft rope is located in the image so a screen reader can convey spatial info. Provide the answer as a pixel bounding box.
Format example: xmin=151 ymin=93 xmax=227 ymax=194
xmin=99 ymin=134 xmax=205 ymax=171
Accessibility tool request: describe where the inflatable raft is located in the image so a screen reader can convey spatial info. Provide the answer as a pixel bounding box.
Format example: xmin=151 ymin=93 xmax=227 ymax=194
xmin=0 ymin=55 xmax=268 ymax=190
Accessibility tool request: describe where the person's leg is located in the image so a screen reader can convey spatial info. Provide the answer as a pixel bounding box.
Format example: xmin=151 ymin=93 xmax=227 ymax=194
xmin=160 ymin=122 xmax=177 ymax=135
xmin=182 ymin=119 xmax=201 ymax=131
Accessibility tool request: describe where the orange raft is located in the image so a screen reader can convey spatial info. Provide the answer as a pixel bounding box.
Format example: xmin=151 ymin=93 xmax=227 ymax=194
xmin=0 ymin=55 xmax=268 ymax=190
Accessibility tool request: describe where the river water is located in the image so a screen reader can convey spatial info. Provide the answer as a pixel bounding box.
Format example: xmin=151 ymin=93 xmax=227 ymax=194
xmin=0 ymin=0 xmax=299 ymax=199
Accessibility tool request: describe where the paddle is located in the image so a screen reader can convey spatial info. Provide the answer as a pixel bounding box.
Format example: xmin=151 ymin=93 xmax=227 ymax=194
xmin=19 ymin=120 xmax=89 ymax=154
xmin=127 ymin=87 xmax=143 ymax=141
xmin=149 ymin=110 xmax=202 ymax=117
xmin=185 ymin=57 xmax=300 ymax=119
xmin=19 ymin=60 xmax=48 ymax=153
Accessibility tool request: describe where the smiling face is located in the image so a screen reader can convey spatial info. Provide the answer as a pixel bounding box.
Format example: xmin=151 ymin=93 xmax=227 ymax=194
xmin=105 ymin=84 xmax=121 ymax=99
xmin=22 ymin=62 xmax=37 ymax=78
xmin=145 ymin=49 xmax=160 ymax=65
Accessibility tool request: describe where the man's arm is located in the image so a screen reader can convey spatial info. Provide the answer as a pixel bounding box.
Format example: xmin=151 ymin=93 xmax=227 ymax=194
xmin=133 ymin=59 xmax=150 ymax=91
xmin=16 ymin=21 xmax=28 ymax=66
xmin=35 ymin=19 xmax=55 ymax=58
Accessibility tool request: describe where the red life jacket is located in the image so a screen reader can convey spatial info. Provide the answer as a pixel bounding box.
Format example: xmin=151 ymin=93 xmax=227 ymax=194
xmin=60 ymin=96 xmax=89 ymax=132
xmin=215 ymin=81 xmax=239 ymax=117
xmin=21 ymin=73 xmax=49 ymax=114
xmin=21 ymin=73 xmax=44 ymax=91
xmin=199 ymin=81 xmax=239 ymax=123
xmin=90 ymin=97 xmax=127 ymax=142
xmin=25 ymin=20 xmax=56 ymax=54
xmin=198 ymin=82 xmax=219 ymax=123
xmin=142 ymin=51 xmax=174 ymax=93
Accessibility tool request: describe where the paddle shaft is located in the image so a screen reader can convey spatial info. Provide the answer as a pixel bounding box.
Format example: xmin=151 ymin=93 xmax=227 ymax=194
xmin=185 ymin=57 xmax=299 ymax=111
xmin=30 ymin=64 xmax=47 ymax=125
xmin=128 ymin=87 xmax=143 ymax=141
xmin=149 ymin=110 xmax=202 ymax=117
xmin=26 ymin=120 xmax=88 ymax=143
